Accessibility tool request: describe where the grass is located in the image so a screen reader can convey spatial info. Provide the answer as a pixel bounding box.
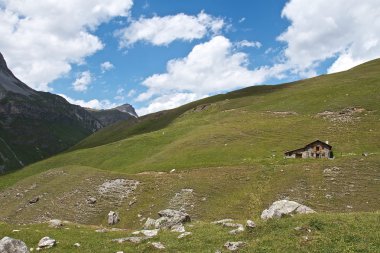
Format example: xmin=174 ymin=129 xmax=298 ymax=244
xmin=0 ymin=212 xmax=379 ymax=252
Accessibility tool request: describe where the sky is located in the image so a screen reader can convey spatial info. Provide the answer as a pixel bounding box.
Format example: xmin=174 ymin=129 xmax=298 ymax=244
xmin=1 ymin=0 xmax=380 ymax=116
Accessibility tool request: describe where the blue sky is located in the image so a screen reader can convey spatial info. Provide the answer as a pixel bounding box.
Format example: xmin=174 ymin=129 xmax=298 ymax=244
xmin=1 ymin=0 xmax=379 ymax=115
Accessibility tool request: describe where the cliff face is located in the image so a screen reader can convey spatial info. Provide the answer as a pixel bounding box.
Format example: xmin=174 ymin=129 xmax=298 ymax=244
xmin=0 ymin=52 xmax=104 ymax=171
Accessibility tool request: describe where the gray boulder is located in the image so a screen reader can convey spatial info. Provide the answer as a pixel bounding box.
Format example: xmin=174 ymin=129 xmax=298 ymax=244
xmin=261 ymin=200 xmax=315 ymax=220
xmin=158 ymin=209 xmax=190 ymax=222
xmin=0 ymin=237 xmax=29 ymax=253
xmin=108 ymin=211 xmax=120 ymax=225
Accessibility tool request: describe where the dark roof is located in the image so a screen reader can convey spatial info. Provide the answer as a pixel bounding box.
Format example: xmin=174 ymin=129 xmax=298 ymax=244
xmin=305 ymin=140 xmax=332 ymax=149
xmin=285 ymin=140 xmax=332 ymax=154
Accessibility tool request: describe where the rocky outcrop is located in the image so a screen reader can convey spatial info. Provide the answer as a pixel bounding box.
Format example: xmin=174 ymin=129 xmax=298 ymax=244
xmin=144 ymin=209 xmax=191 ymax=230
xmin=212 ymin=219 xmax=245 ymax=234
xmin=0 ymin=237 xmax=29 ymax=253
xmin=108 ymin=211 xmax=120 ymax=225
xmin=261 ymin=200 xmax=315 ymax=220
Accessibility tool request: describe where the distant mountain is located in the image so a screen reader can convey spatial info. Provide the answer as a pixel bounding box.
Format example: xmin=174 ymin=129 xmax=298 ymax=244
xmin=0 ymin=52 xmax=133 ymax=172
xmin=86 ymin=103 xmax=138 ymax=127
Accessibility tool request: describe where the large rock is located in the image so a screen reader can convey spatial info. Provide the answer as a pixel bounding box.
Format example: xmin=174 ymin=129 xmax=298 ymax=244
xmin=261 ymin=200 xmax=315 ymax=220
xmin=108 ymin=211 xmax=120 ymax=225
xmin=37 ymin=237 xmax=56 ymax=249
xmin=0 ymin=237 xmax=29 ymax=253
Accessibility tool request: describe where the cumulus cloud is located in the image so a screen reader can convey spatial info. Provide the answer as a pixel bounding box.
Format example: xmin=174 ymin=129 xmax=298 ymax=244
xmin=72 ymin=71 xmax=92 ymax=92
xmin=278 ymin=0 xmax=380 ymax=74
xmin=100 ymin=61 xmax=114 ymax=72
xmin=138 ymin=36 xmax=270 ymax=102
xmin=235 ymin=40 xmax=262 ymax=48
xmin=0 ymin=0 xmax=133 ymax=91
xmin=136 ymin=92 xmax=205 ymax=116
xmin=59 ymin=94 xmax=117 ymax=109
xmin=134 ymin=36 xmax=282 ymax=115
xmin=117 ymin=11 xmax=224 ymax=47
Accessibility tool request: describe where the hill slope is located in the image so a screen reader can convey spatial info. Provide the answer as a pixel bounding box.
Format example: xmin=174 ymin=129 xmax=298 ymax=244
xmin=0 ymin=58 xmax=379 ymax=252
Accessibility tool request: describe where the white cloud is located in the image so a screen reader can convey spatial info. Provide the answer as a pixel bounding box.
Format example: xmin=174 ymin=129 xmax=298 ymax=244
xmin=0 ymin=0 xmax=133 ymax=91
xmin=138 ymin=36 xmax=270 ymax=103
xmin=100 ymin=61 xmax=114 ymax=72
xmin=278 ymin=0 xmax=380 ymax=74
xmin=73 ymin=71 xmax=92 ymax=92
xmin=238 ymin=17 xmax=246 ymax=23
xmin=127 ymin=89 xmax=136 ymax=97
xmin=235 ymin=40 xmax=262 ymax=48
xmin=59 ymin=94 xmax=117 ymax=109
xmin=136 ymin=92 xmax=205 ymax=116
xmin=117 ymin=11 xmax=224 ymax=47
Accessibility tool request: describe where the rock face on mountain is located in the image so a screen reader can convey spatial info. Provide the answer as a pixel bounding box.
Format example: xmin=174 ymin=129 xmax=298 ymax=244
xmin=0 ymin=52 xmax=106 ymax=171
xmin=86 ymin=103 xmax=138 ymax=127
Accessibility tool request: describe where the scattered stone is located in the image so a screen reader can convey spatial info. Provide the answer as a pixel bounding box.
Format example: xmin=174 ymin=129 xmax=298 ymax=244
xmin=228 ymin=225 xmax=244 ymax=235
xmin=171 ymin=224 xmax=186 ymax=233
xmin=177 ymin=232 xmax=192 ymax=239
xmin=144 ymin=218 xmax=156 ymax=229
xmin=37 ymin=237 xmax=56 ymax=249
xmin=108 ymin=211 xmax=120 ymax=225
xmin=362 ymin=152 xmax=369 ymax=157
xmin=261 ymin=200 xmax=315 ymax=220
xmin=73 ymin=243 xmax=80 ymax=247
xmin=112 ymin=237 xmax=148 ymax=244
xmin=211 ymin=219 xmax=234 ymax=225
xmin=98 ymin=179 xmax=139 ymax=200
xmin=48 ymin=219 xmax=63 ymax=228
xmin=155 ymin=209 xmax=191 ymax=229
xmin=169 ymin=189 xmax=195 ymax=212
xmin=132 ymin=229 xmax=159 ymax=237
xmin=0 ymin=236 xmax=29 ymax=253
xmin=325 ymin=194 xmax=333 ymax=199
xmin=116 ymin=251 xmax=124 ymax=253
xmin=28 ymin=197 xmax=39 ymax=204
xmin=246 ymin=220 xmax=256 ymax=229
xmin=170 ymin=169 xmax=176 ymax=173
xmin=151 ymin=242 xmax=165 ymax=250
xmin=224 ymin=241 xmax=246 ymax=251
xmin=12 ymin=230 xmax=21 ymax=233
xmin=87 ymin=197 xmax=97 ymax=204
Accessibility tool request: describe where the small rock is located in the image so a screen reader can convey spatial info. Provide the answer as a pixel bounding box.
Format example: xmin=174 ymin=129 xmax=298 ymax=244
xmin=170 ymin=169 xmax=176 ymax=173
xmin=73 ymin=243 xmax=80 ymax=247
xmin=28 ymin=197 xmax=39 ymax=204
xmin=0 ymin=236 xmax=29 ymax=253
xmin=211 ymin=219 xmax=234 ymax=225
xmin=87 ymin=197 xmax=97 ymax=204
xmin=37 ymin=237 xmax=56 ymax=249
xmin=108 ymin=211 xmax=120 ymax=225
xmin=151 ymin=242 xmax=165 ymax=250
xmin=132 ymin=229 xmax=159 ymax=237
xmin=224 ymin=241 xmax=246 ymax=251
xmin=48 ymin=219 xmax=63 ymax=228
xmin=246 ymin=220 xmax=256 ymax=229
xmin=177 ymin=232 xmax=192 ymax=239
xmin=112 ymin=237 xmax=148 ymax=244
xmin=362 ymin=152 xmax=368 ymax=157
xmin=171 ymin=224 xmax=186 ymax=233
xmin=116 ymin=251 xmax=124 ymax=253
xmin=12 ymin=230 xmax=21 ymax=232
xmin=144 ymin=218 xmax=156 ymax=229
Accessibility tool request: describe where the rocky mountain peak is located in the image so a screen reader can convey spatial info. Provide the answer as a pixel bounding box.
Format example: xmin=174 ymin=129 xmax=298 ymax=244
xmin=115 ymin=103 xmax=138 ymax=118
xmin=0 ymin=52 xmax=37 ymax=97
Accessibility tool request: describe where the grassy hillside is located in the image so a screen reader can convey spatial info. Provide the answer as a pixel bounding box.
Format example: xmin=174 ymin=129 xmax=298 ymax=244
xmin=0 ymin=59 xmax=379 ymax=252
xmin=0 ymin=58 xmax=377 ymax=184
